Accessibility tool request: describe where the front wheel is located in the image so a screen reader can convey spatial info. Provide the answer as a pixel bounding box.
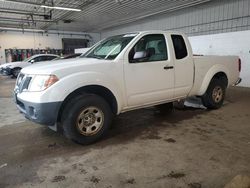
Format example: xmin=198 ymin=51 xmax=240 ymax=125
xmin=202 ymin=78 xmax=226 ymax=109
xmin=61 ymin=94 xmax=113 ymax=145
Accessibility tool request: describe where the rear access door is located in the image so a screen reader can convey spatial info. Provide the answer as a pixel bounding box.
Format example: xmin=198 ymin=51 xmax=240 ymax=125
xmin=171 ymin=34 xmax=194 ymax=98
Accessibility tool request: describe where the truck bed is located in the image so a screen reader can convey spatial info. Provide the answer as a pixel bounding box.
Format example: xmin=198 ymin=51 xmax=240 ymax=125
xmin=189 ymin=55 xmax=239 ymax=96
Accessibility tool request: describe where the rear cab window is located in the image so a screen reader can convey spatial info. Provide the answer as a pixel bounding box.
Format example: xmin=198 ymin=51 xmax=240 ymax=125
xmin=171 ymin=35 xmax=188 ymax=60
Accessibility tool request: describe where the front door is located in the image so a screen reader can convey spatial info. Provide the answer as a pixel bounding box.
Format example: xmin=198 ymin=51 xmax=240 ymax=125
xmin=124 ymin=34 xmax=174 ymax=107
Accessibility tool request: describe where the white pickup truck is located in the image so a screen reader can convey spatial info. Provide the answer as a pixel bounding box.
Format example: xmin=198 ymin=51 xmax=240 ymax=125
xmin=14 ymin=31 xmax=241 ymax=144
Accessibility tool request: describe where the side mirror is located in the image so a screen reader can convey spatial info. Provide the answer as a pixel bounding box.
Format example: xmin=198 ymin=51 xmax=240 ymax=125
xmin=132 ymin=48 xmax=155 ymax=62
xmin=30 ymin=59 xmax=35 ymax=64
xmin=133 ymin=51 xmax=147 ymax=60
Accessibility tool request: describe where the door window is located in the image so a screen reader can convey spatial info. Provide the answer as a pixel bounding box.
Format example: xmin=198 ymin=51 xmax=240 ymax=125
xmin=30 ymin=56 xmax=52 ymax=63
xmin=129 ymin=34 xmax=168 ymax=63
xmin=45 ymin=56 xmax=57 ymax=61
xmin=30 ymin=56 xmax=42 ymax=63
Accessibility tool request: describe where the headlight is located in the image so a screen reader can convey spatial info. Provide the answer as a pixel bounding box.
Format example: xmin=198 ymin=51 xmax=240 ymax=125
xmin=28 ymin=75 xmax=59 ymax=92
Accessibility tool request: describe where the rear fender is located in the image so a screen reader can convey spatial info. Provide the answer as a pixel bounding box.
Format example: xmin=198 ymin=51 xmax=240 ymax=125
xmin=197 ymin=64 xmax=229 ymax=96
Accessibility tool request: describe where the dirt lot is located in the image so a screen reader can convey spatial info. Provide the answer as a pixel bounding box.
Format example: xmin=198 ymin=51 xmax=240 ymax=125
xmin=0 ymin=75 xmax=250 ymax=188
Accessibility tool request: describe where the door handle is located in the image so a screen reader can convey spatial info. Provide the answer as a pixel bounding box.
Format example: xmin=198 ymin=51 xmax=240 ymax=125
xmin=164 ymin=66 xmax=174 ymax=70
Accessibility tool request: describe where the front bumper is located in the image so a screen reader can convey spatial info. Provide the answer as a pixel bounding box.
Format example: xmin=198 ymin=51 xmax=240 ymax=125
xmin=2 ymin=67 xmax=12 ymax=76
xmin=14 ymin=92 xmax=62 ymax=126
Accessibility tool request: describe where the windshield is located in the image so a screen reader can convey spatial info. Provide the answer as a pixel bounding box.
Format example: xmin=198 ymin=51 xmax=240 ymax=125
xmin=83 ymin=33 xmax=138 ymax=60
xmin=22 ymin=56 xmax=34 ymax=62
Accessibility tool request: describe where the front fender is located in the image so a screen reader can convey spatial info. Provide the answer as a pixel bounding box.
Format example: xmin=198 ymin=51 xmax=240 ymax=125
xmin=41 ymin=71 xmax=124 ymax=113
xmin=197 ymin=64 xmax=229 ymax=96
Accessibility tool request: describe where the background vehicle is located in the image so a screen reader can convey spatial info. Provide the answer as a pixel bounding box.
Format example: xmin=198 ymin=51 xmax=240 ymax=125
xmin=0 ymin=54 xmax=59 ymax=78
xmin=14 ymin=31 xmax=241 ymax=144
xmin=53 ymin=53 xmax=82 ymax=61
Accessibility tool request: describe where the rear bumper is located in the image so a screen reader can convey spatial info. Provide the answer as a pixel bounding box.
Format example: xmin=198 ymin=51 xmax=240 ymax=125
xmin=234 ymin=78 xmax=242 ymax=86
xmin=14 ymin=92 xmax=62 ymax=126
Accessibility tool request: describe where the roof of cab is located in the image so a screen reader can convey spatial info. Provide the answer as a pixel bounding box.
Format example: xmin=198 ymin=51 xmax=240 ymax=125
xmin=138 ymin=30 xmax=185 ymax=35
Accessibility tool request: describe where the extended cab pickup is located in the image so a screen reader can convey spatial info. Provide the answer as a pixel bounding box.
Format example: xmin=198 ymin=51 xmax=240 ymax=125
xmin=14 ymin=31 xmax=241 ymax=144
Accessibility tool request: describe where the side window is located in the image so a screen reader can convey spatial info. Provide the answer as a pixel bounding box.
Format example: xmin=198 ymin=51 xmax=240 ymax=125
xmin=45 ymin=56 xmax=57 ymax=61
xmin=31 ymin=56 xmax=42 ymax=63
xmin=129 ymin=34 xmax=168 ymax=63
xmin=40 ymin=56 xmax=50 ymax=61
xmin=171 ymin=35 xmax=188 ymax=60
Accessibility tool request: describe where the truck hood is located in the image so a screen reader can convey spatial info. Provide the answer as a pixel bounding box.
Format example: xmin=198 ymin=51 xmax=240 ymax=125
xmin=21 ymin=58 xmax=112 ymax=77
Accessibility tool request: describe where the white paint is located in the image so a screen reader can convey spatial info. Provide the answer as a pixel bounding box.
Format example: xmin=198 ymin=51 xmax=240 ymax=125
xmin=189 ymin=30 xmax=250 ymax=87
xmin=0 ymin=31 xmax=100 ymax=64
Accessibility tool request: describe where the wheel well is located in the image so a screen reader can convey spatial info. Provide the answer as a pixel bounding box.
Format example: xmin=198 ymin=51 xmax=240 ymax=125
xmin=57 ymin=85 xmax=118 ymax=123
xmin=11 ymin=67 xmax=22 ymax=77
xmin=12 ymin=67 xmax=21 ymax=71
xmin=212 ymin=72 xmax=228 ymax=86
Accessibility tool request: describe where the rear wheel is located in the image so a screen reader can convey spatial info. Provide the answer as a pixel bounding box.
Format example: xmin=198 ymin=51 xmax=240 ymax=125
xmin=61 ymin=94 xmax=113 ymax=145
xmin=12 ymin=67 xmax=21 ymax=78
xmin=202 ymin=78 xmax=226 ymax=109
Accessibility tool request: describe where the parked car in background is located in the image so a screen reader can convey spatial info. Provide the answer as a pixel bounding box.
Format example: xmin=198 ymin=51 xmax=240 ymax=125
xmin=53 ymin=53 xmax=82 ymax=61
xmin=0 ymin=54 xmax=59 ymax=78
xmin=63 ymin=53 xmax=82 ymax=59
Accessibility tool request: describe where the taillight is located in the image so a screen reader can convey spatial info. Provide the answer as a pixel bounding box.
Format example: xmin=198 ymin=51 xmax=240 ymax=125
xmin=238 ymin=58 xmax=241 ymax=72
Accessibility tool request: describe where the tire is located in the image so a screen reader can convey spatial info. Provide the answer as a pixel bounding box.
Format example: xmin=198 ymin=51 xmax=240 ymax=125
xmin=12 ymin=67 xmax=21 ymax=78
xmin=202 ymin=78 xmax=226 ymax=109
xmin=61 ymin=94 xmax=113 ymax=145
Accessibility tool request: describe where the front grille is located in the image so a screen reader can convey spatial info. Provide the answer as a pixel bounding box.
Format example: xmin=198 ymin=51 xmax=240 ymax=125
xmin=16 ymin=73 xmax=25 ymax=87
xmin=15 ymin=73 xmax=32 ymax=93
xmin=20 ymin=77 xmax=32 ymax=92
xmin=16 ymin=98 xmax=25 ymax=110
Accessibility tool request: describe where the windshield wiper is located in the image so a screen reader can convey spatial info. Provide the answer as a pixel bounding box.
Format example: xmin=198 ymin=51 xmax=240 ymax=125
xmin=86 ymin=55 xmax=103 ymax=59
